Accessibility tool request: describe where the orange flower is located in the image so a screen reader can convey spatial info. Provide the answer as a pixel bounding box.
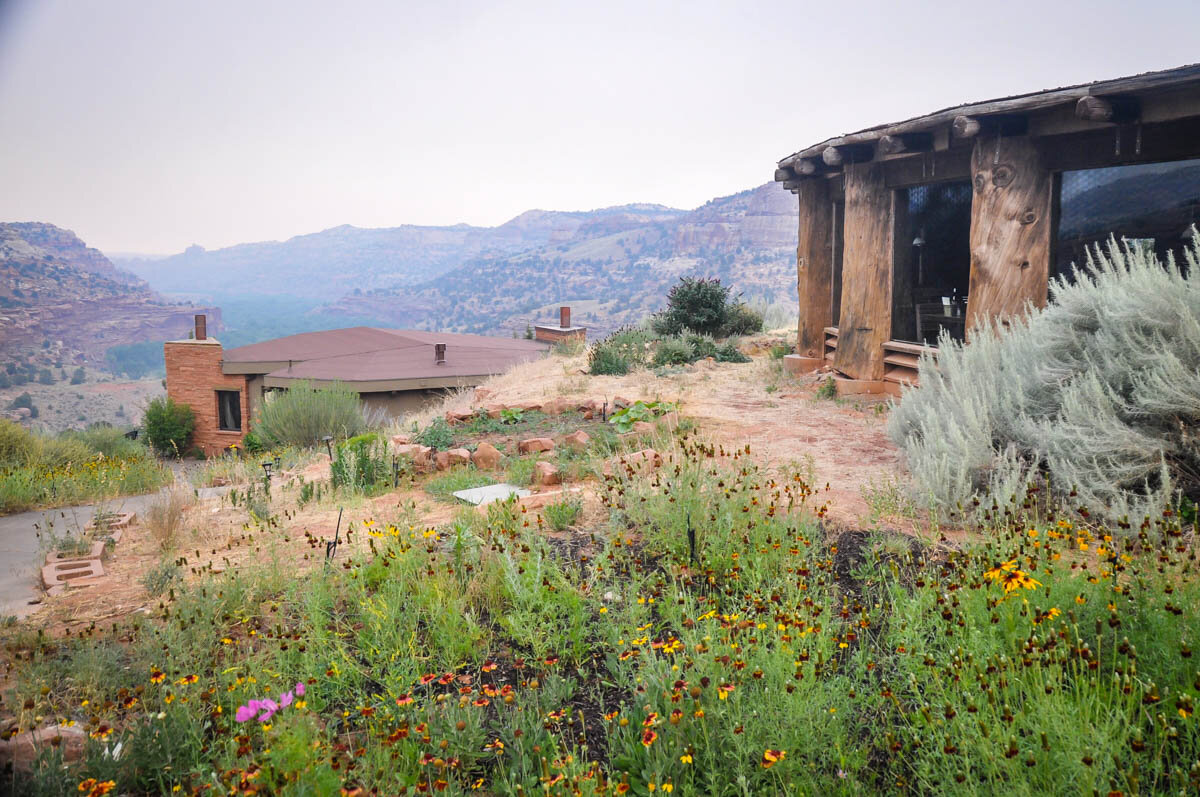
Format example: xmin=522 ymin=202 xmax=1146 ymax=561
xmin=761 ymin=749 xmax=786 ymax=768
xmin=149 ymin=668 xmax=165 ymax=684
xmin=641 ymin=729 xmax=658 ymax=747
xmin=89 ymin=725 xmax=113 ymax=741
xmin=482 ymin=660 xmax=498 ymax=673
xmin=395 ymin=693 xmax=414 ymax=706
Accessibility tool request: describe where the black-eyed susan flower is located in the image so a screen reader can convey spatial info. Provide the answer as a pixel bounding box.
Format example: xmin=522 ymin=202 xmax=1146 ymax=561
xmin=761 ymin=749 xmax=785 ymax=768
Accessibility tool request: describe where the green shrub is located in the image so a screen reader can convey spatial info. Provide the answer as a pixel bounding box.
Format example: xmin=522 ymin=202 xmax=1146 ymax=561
xmin=587 ymin=341 xmax=631 ymax=375
xmin=140 ymin=560 xmax=182 ymax=597
xmin=70 ymin=367 xmax=85 ymax=385
xmin=6 ymin=392 xmax=37 ymax=418
xmin=255 ymin=381 xmax=366 ymax=448
xmin=889 ymin=233 xmax=1200 ymax=526
xmin=609 ymin=400 xmax=677 ymax=433
xmin=714 ymin=341 xmax=750 ymax=363
xmin=331 ymin=435 xmax=391 ymax=493
xmin=720 ymin=302 xmax=764 ymax=336
xmin=36 ymin=436 xmax=97 ymax=469
xmin=653 ymin=276 xmax=730 ymax=337
xmin=815 ymin=376 xmax=837 ymax=400
xmin=143 ymin=396 xmax=196 ymax=456
xmin=684 ymin=333 xmax=718 ymax=360
xmin=414 ymin=417 xmax=455 ymax=449
xmin=0 ymin=419 xmax=36 ymax=467
xmin=543 ymin=498 xmax=581 ymax=531
xmin=64 ymin=425 xmax=147 ymax=460
xmin=240 ymin=429 xmax=264 ymax=454
xmin=651 ymin=336 xmax=695 ymax=367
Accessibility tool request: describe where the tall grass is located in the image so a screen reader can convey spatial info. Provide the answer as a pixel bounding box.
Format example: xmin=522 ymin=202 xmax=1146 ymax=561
xmin=0 ymin=420 xmax=169 ymax=514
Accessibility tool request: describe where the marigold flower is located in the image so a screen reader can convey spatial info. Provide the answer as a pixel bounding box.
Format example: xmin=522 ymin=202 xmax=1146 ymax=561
xmin=641 ymin=729 xmax=658 ymax=747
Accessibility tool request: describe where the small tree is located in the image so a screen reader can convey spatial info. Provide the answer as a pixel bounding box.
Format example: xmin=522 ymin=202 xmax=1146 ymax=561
xmin=143 ymin=396 xmax=196 ymax=457
xmin=6 ymin=392 xmax=37 ymax=418
xmin=255 ymin=381 xmax=367 ymax=447
xmin=70 ymin=367 xmax=85 ymax=385
xmin=37 ymin=368 xmax=54 ymax=385
xmin=652 ymin=277 xmax=732 ymax=337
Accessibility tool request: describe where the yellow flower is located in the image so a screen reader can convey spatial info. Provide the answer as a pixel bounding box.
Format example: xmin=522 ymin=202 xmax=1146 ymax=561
xmin=680 ymin=754 xmax=693 ymax=764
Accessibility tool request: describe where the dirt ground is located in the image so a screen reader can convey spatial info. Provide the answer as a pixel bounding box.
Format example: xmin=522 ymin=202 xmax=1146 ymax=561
xmin=11 ymin=339 xmax=916 ymax=636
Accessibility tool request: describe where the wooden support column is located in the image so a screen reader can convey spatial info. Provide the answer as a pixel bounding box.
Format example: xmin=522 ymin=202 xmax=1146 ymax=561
xmin=833 ymin=162 xmax=893 ymax=380
xmin=965 ymin=136 xmax=1053 ymax=334
xmin=795 ymin=179 xmax=833 ymax=358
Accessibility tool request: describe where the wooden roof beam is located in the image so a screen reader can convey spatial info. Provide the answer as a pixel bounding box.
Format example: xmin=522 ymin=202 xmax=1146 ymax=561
xmin=1075 ymin=95 xmax=1141 ymax=124
xmin=877 ymin=132 xmax=934 ymax=156
xmin=952 ymin=113 xmax=1029 ymax=139
xmin=821 ymin=143 xmax=873 ymax=167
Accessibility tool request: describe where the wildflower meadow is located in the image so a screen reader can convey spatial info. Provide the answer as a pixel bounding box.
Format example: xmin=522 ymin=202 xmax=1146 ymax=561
xmin=4 ymin=425 xmax=1198 ymax=796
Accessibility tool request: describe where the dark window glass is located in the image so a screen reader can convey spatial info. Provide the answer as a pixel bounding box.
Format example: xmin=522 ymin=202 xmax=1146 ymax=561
xmin=892 ymin=180 xmax=973 ymax=345
xmin=1056 ymin=159 xmax=1200 ymax=282
xmin=217 ymin=390 xmax=241 ymax=432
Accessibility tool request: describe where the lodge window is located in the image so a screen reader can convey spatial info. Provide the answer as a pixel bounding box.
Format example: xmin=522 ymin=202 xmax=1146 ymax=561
xmin=1055 ymin=158 xmax=1200 ymax=283
xmin=217 ymin=390 xmax=241 ymax=432
xmin=891 ymin=180 xmax=973 ymax=346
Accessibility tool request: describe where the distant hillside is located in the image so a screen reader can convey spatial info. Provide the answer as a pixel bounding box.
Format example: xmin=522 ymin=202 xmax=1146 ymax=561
xmin=0 ymin=223 xmax=218 ymax=373
xmin=113 ymin=204 xmax=686 ymax=301
xmin=322 ymin=183 xmax=799 ymax=336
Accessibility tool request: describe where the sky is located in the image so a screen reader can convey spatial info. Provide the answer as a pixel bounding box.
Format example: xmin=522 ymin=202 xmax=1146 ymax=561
xmin=0 ymin=0 xmax=1195 ymax=255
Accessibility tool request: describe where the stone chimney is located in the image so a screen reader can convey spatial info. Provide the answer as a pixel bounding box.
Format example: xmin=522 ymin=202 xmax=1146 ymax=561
xmin=434 ymin=343 xmax=446 ymax=365
xmin=194 ymin=314 xmax=207 ymax=340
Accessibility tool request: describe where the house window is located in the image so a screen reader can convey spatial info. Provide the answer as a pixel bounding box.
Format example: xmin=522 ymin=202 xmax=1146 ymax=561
xmin=217 ymin=390 xmax=241 ymax=432
xmin=1055 ymin=159 xmax=1200 ymax=283
xmin=891 ymin=180 xmax=973 ymax=345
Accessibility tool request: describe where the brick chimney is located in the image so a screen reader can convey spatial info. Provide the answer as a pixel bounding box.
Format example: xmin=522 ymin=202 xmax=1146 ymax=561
xmin=560 ymin=306 xmax=571 ymax=329
xmin=434 ymin=343 xmax=446 ymax=365
xmin=194 ymin=314 xmax=207 ymax=340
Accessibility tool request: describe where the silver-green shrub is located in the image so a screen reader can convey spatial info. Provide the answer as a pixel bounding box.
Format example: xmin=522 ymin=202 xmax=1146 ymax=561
xmin=888 ymin=233 xmax=1200 ymax=526
xmin=255 ymin=380 xmax=369 ymax=447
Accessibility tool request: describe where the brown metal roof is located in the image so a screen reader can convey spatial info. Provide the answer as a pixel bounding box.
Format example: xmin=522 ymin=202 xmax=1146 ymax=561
xmin=776 ymin=62 xmax=1200 ymax=170
xmin=222 ymin=327 xmax=548 ymax=385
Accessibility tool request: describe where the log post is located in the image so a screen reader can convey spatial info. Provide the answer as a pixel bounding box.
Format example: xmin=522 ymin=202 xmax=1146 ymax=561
xmin=965 ymin=135 xmax=1053 ymax=334
xmin=833 ymin=162 xmax=893 ymax=380
xmin=795 ymin=179 xmax=834 ymax=358
xmin=952 ymin=115 xmax=981 ymax=139
xmin=1075 ymin=95 xmax=1139 ymax=124
xmin=822 ymin=146 xmax=844 ymax=167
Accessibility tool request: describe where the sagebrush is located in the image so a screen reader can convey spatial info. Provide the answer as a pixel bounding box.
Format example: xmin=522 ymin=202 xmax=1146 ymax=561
xmin=889 ymin=233 xmax=1200 ymax=526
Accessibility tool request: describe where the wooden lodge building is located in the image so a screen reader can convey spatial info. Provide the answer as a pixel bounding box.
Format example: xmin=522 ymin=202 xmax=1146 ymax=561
xmin=774 ymin=63 xmax=1200 ymax=392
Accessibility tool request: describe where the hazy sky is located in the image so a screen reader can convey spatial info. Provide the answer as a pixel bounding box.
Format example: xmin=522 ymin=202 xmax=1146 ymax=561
xmin=0 ymin=0 xmax=1195 ymax=254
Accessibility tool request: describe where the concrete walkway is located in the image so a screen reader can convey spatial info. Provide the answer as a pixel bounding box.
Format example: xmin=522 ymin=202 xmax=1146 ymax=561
xmin=0 ymin=461 xmax=215 ymax=618
xmin=0 ymin=491 xmax=167 ymax=618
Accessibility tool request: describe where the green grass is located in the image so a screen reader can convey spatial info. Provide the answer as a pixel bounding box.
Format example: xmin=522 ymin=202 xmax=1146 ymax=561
xmin=5 ymin=433 xmax=1200 ymax=796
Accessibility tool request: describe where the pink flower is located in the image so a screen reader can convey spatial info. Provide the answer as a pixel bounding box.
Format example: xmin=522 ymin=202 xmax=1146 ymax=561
xmin=280 ymin=691 xmax=294 ymax=708
xmin=294 ymin=682 xmax=306 ymax=697
xmin=256 ymin=698 xmax=279 ymax=722
xmin=235 ymin=702 xmax=257 ymax=723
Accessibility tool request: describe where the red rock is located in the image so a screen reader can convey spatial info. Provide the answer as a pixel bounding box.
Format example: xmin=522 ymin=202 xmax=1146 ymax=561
xmin=390 ymin=434 xmax=412 ymax=446
xmin=0 ymin=724 xmax=86 ymax=773
xmin=632 ymin=421 xmax=655 ymax=435
xmin=434 ymin=451 xmax=451 ymax=471
xmin=395 ymin=444 xmax=432 ymax=470
xmin=535 ymin=461 xmax=561 ymax=486
xmin=474 ymin=388 xmax=493 ymax=402
xmin=562 ymin=430 xmax=590 ymax=450
xmin=613 ymin=396 xmax=634 ymax=408
xmin=445 ymin=409 xmax=475 ymax=425
xmin=471 ymin=442 xmax=502 ymax=470
xmin=541 ymin=398 xmax=569 ymax=415
xmin=518 ymin=437 xmax=555 ymax=454
xmin=511 ymin=401 xmax=543 ymax=412
xmin=446 ymin=448 xmax=471 ymax=466
xmin=484 ymin=403 xmax=508 ymax=418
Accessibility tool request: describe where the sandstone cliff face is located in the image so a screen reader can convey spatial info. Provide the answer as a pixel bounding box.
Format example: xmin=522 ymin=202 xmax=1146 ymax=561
xmin=0 ymin=223 xmax=219 ymax=366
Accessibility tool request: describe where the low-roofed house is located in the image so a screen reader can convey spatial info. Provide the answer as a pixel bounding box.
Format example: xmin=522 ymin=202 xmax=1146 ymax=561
xmin=164 ymin=315 xmax=547 ymax=455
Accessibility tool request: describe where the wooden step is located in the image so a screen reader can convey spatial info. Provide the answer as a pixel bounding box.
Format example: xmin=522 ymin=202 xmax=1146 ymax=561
xmin=882 ymin=339 xmax=938 ymax=358
xmin=823 ymin=337 xmax=838 ymax=350
xmin=883 ymin=365 xmax=920 ymax=385
xmin=823 ymin=326 xmax=840 ymax=336
xmin=883 ymin=351 xmax=922 ymax=369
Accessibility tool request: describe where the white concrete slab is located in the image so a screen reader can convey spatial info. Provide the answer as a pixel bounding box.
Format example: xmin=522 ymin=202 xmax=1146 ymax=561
xmin=452 ymin=484 xmax=531 ymax=506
